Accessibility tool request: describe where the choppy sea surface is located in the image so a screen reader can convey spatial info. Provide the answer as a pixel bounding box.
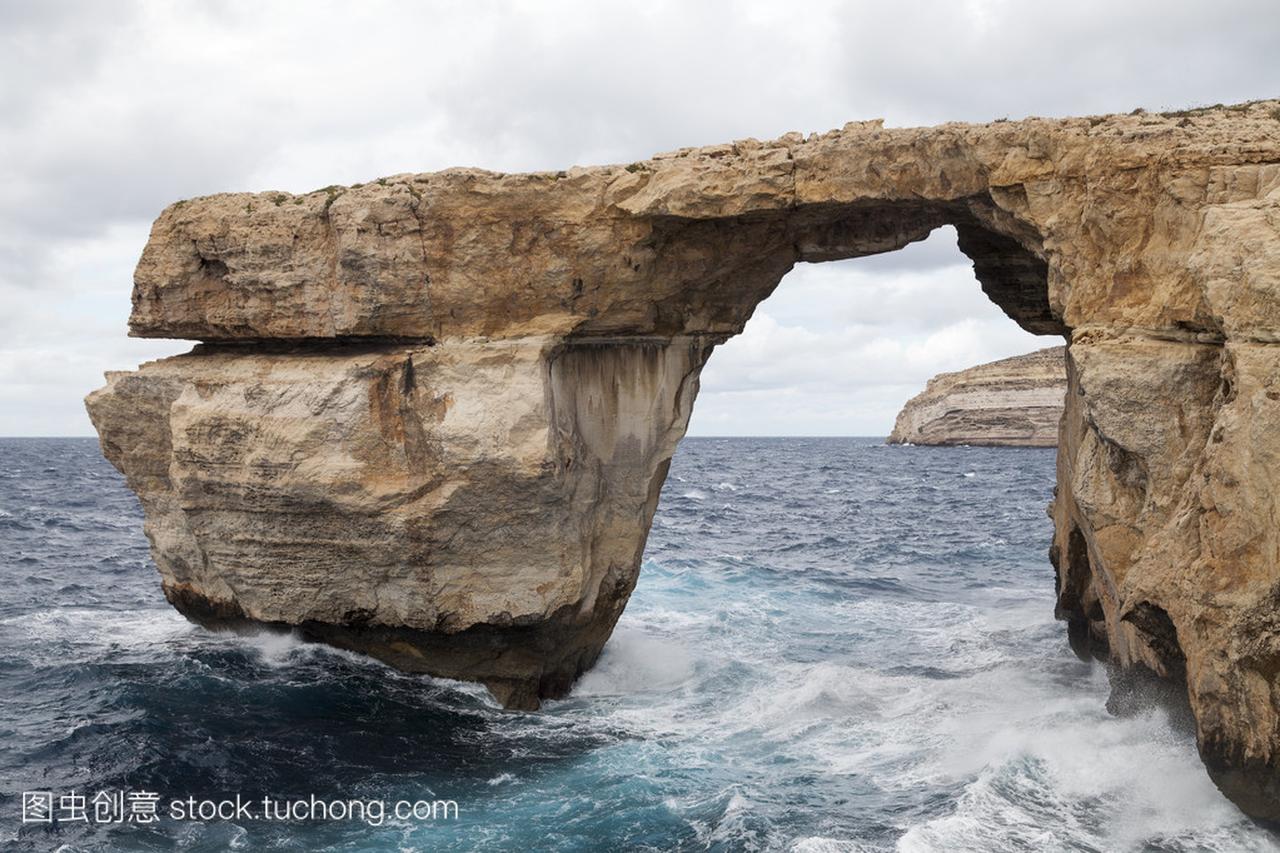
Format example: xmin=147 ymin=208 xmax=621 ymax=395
xmin=0 ymin=436 xmax=1275 ymax=852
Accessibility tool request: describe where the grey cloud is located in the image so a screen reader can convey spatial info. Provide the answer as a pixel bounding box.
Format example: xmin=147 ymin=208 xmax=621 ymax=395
xmin=0 ymin=0 xmax=131 ymax=120
xmin=760 ymin=230 xmax=1022 ymax=334
xmin=851 ymin=227 xmax=972 ymax=274
xmin=0 ymin=0 xmax=1276 ymax=434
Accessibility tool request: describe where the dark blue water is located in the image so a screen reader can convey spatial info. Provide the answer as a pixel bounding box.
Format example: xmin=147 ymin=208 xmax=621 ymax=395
xmin=0 ymin=437 xmax=1272 ymax=851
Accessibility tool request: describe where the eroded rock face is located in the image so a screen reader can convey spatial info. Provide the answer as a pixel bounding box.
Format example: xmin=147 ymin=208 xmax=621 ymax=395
xmin=888 ymin=346 xmax=1066 ymax=446
xmin=89 ymin=102 xmax=1280 ymax=815
xmin=89 ymin=337 xmax=705 ymax=709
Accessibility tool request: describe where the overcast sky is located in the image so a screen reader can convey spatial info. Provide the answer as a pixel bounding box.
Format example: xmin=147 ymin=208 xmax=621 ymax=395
xmin=2 ymin=0 xmax=1277 ymax=436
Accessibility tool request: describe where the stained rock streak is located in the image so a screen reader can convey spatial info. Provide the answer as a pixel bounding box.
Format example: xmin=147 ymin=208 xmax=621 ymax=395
xmin=89 ymin=102 xmax=1280 ymax=817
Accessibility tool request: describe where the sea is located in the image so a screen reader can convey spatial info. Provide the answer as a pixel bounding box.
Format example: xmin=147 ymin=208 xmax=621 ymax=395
xmin=1 ymin=436 xmax=1275 ymax=852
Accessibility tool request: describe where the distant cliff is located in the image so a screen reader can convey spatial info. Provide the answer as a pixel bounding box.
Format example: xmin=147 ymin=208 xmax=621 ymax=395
xmin=888 ymin=347 xmax=1065 ymax=447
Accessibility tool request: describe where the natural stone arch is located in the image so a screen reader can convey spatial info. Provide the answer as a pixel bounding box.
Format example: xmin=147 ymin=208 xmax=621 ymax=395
xmin=90 ymin=102 xmax=1280 ymax=818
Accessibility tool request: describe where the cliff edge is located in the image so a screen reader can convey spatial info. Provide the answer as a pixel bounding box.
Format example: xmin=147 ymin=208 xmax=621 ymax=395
xmin=888 ymin=346 xmax=1065 ymax=446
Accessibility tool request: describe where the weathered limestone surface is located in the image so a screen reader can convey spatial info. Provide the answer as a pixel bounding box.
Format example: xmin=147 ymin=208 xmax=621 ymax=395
xmin=888 ymin=346 xmax=1066 ymax=446
xmin=89 ymin=102 xmax=1280 ymax=816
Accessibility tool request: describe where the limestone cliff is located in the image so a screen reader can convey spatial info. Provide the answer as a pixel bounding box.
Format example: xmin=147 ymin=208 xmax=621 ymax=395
xmin=87 ymin=101 xmax=1280 ymax=818
xmin=888 ymin=347 xmax=1066 ymax=446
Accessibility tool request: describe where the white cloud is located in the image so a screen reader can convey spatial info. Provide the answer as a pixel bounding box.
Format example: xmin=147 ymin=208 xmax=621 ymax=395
xmin=688 ymin=230 xmax=1051 ymax=435
xmin=0 ymin=0 xmax=1275 ymax=434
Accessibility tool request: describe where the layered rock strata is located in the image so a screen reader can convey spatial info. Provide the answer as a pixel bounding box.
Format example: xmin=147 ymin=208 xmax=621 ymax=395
xmin=88 ymin=102 xmax=1280 ymax=817
xmin=888 ymin=346 xmax=1066 ymax=446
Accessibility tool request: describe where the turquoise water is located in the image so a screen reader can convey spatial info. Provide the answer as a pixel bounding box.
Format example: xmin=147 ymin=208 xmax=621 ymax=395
xmin=1 ymin=437 xmax=1273 ymax=851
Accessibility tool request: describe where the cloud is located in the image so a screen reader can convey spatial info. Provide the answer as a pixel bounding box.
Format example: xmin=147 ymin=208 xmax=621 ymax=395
xmin=688 ymin=230 xmax=1052 ymax=434
xmin=0 ymin=0 xmax=1277 ymax=434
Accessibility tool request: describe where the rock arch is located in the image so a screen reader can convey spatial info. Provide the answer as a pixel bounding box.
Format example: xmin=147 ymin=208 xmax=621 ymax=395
xmin=89 ymin=102 xmax=1280 ymax=817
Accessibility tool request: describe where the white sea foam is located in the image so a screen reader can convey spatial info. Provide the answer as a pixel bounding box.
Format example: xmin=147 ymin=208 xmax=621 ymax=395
xmin=570 ymin=570 xmax=1272 ymax=853
xmin=791 ymin=838 xmax=882 ymax=852
xmin=571 ymin=627 xmax=695 ymax=697
xmin=726 ymin=661 xmax=892 ymax=737
xmin=896 ymin=709 xmax=1279 ymax=853
xmin=707 ymin=791 xmax=762 ymax=847
xmin=1 ymin=606 xmax=194 ymax=656
xmin=235 ymin=628 xmax=308 ymax=665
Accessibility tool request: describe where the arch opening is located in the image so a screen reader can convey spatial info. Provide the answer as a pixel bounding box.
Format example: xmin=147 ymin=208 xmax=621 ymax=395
xmin=688 ymin=223 xmax=1060 ymax=437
